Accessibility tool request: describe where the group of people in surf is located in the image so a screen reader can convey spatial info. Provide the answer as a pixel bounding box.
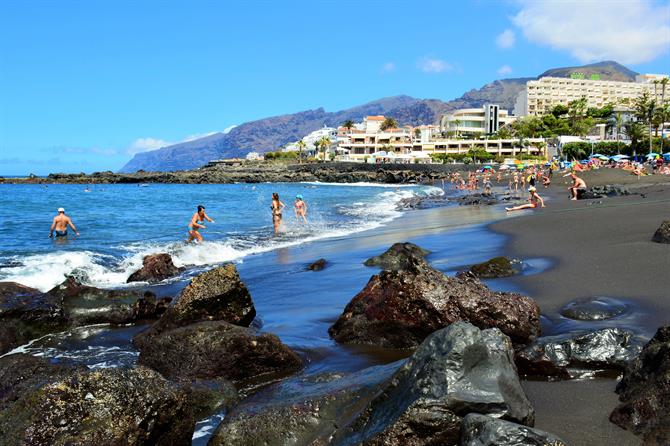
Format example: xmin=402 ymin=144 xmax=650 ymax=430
xmin=49 ymin=193 xmax=308 ymax=243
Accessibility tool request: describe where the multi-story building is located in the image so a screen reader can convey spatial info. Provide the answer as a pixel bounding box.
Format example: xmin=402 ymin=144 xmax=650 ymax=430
xmin=513 ymin=74 xmax=669 ymax=117
xmin=337 ymin=115 xmax=413 ymax=157
xmin=440 ymin=104 xmax=517 ymax=137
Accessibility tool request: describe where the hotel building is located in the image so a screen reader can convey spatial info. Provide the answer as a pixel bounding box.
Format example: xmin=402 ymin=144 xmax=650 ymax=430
xmin=440 ymin=104 xmax=517 ymax=137
xmin=337 ymin=115 xmax=413 ymax=156
xmin=513 ymin=74 xmax=669 ymax=117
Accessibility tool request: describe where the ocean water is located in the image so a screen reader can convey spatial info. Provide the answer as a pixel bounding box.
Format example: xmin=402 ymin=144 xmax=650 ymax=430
xmin=0 ymin=182 xmax=442 ymax=292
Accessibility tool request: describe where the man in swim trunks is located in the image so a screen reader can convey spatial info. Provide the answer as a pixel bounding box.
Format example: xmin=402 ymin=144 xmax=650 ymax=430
xmin=294 ymin=194 xmax=308 ymax=224
xmin=187 ymin=205 xmax=215 ymax=243
xmin=49 ymin=207 xmax=79 ymax=238
xmin=567 ymin=173 xmax=587 ymax=200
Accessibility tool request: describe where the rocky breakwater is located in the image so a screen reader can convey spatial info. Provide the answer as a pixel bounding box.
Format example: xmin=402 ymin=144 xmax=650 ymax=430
xmin=0 ymin=278 xmax=170 ymax=355
xmin=610 ymin=325 xmax=670 ymax=445
xmin=133 ymin=263 xmax=302 ymax=387
xmin=0 ymin=354 xmax=194 ymax=445
xmin=329 ymin=243 xmax=541 ymax=349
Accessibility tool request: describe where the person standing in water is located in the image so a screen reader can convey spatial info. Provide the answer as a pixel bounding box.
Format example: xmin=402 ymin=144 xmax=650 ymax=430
xmin=271 ymin=193 xmax=286 ymax=234
xmin=49 ymin=208 xmax=79 ymax=238
xmin=187 ymin=205 xmax=215 ymax=243
xmin=294 ymin=194 xmax=308 ymax=224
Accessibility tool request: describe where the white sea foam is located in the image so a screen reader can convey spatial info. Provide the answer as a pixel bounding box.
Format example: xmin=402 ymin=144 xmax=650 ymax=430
xmin=1 ymin=186 xmax=442 ymax=291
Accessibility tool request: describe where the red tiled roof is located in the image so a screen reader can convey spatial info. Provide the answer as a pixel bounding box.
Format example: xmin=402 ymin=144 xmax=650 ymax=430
xmin=366 ymin=116 xmax=385 ymax=121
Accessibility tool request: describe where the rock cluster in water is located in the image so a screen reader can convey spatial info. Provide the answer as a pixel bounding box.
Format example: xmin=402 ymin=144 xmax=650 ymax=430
xmin=127 ymin=253 xmax=183 ymax=283
xmin=651 ymin=219 xmax=670 ymax=244
xmin=468 ymin=256 xmax=520 ymax=279
xmin=331 ymin=245 xmax=540 ymax=348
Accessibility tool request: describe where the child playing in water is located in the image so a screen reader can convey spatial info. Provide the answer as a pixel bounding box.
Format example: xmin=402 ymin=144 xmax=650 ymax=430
xmin=294 ymin=194 xmax=308 ymax=224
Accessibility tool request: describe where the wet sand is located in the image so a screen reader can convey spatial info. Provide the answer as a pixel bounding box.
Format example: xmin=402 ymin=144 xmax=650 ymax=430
xmin=491 ymin=169 xmax=670 ymax=446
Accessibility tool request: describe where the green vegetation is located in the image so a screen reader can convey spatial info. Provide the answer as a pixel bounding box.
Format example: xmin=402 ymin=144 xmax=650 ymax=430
xmin=264 ymin=151 xmax=298 ymax=160
xmin=380 ymin=117 xmax=399 ymax=131
xmin=341 ymin=120 xmax=355 ymax=131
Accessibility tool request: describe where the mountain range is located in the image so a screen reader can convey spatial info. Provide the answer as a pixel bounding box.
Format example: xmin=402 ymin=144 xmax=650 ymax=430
xmin=120 ymin=61 xmax=637 ymax=172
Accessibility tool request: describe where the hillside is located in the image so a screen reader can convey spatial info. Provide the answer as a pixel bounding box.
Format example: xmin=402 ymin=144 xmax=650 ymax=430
xmin=120 ymin=61 xmax=639 ymax=172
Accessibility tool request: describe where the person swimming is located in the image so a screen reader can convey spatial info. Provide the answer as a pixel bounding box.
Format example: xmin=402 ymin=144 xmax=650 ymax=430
xmin=49 ymin=207 xmax=79 ymax=238
xmin=271 ymin=192 xmax=286 ymax=234
xmin=187 ymin=205 xmax=215 ymax=243
xmin=294 ymin=194 xmax=308 ymax=224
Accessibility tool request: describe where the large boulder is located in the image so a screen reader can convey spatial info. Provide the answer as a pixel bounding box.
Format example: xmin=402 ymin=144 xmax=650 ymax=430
xmin=333 ymin=322 xmax=534 ymax=446
xmin=610 ymin=325 xmax=670 ymax=445
xmin=135 ymin=320 xmax=302 ymax=385
xmin=363 ymin=242 xmax=430 ymax=270
xmin=0 ymin=366 xmax=195 ymax=446
xmin=127 ymin=253 xmax=183 ymax=283
xmin=651 ymin=220 xmax=670 ymax=244
xmin=460 ymin=413 xmax=567 ymax=446
xmin=516 ymin=328 xmax=645 ymax=379
xmin=307 ymin=258 xmax=327 ymax=271
xmin=0 ymin=282 xmax=39 ymax=299
xmin=151 ymin=263 xmax=255 ymax=332
xmin=329 ymin=256 xmax=540 ymax=349
xmin=468 ymin=256 xmax=520 ymax=279
xmin=209 ymin=365 xmax=398 ymax=446
xmin=0 ymin=354 xmax=86 ymax=411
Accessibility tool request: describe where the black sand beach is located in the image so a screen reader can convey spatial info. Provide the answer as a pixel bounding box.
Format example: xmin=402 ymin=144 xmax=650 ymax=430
xmin=491 ymin=169 xmax=670 ymax=446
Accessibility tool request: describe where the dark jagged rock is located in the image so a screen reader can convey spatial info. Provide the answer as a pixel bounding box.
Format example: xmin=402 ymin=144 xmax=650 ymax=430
xmin=182 ymin=378 xmax=239 ymax=420
xmin=363 ymin=242 xmax=430 ymax=270
xmin=333 ymin=323 xmax=534 ymax=446
xmin=134 ymin=320 xmax=302 ymax=385
xmin=460 ymin=413 xmax=567 ymax=446
xmin=0 ymin=354 xmax=86 ymax=411
xmin=516 ymin=328 xmax=645 ymax=379
xmin=0 ymin=282 xmax=39 ymax=299
xmin=589 ymin=184 xmax=630 ymax=197
xmin=331 ymin=255 xmax=540 ymax=349
xmin=151 ymin=264 xmax=255 ymax=332
xmin=209 ymin=364 xmax=398 ymax=446
xmin=610 ymin=325 xmax=670 ymax=445
xmin=0 ymin=366 xmax=195 ymax=446
xmin=560 ymin=296 xmax=628 ymax=321
xmin=651 ymin=220 xmax=670 ymax=244
xmin=468 ymin=256 xmax=520 ymax=279
xmin=127 ymin=253 xmax=183 ymax=283
xmin=453 ymin=193 xmax=498 ymax=206
xmin=307 ymin=258 xmax=327 ymax=271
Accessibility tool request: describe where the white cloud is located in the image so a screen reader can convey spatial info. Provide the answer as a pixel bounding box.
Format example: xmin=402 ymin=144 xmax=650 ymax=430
xmin=497 ymin=65 xmax=513 ymax=76
xmin=380 ymin=62 xmax=396 ymax=74
xmin=512 ymin=0 xmax=670 ymax=64
xmin=496 ymin=29 xmax=516 ymax=49
xmin=417 ymin=57 xmax=453 ymax=74
xmin=127 ymin=137 xmax=171 ymax=155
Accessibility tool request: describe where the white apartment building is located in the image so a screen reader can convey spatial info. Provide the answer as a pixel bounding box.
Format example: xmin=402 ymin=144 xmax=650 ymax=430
xmin=283 ymin=126 xmax=337 ymax=154
xmin=337 ymin=115 xmax=413 ymax=157
xmin=440 ymin=104 xmax=516 ymax=137
xmin=513 ymin=74 xmax=669 ymax=116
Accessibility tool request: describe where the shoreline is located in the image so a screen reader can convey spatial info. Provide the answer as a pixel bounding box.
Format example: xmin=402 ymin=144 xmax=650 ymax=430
xmin=488 ymin=170 xmax=670 ymax=445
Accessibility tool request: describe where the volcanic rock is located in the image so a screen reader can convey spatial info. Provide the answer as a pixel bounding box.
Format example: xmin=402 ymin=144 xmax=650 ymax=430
xmin=0 ymin=366 xmax=195 ymax=445
xmin=468 ymin=256 xmax=520 ymax=278
xmin=363 ymin=242 xmax=430 ymax=270
xmin=460 ymin=413 xmax=567 ymax=446
xmin=151 ymin=263 xmax=255 ymax=332
xmin=610 ymin=325 xmax=670 ymax=445
xmin=308 ymin=258 xmax=327 ymax=271
xmin=0 ymin=282 xmax=39 ymax=299
xmin=560 ymin=296 xmax=628 ymax=321
xmin=454 ymin=193 xmax=498 ymax=206
xmin=334 ymin=322 xmax=534 ymax=445
xmin=134 ymin=320 xmax=302 ymax=385
xmin=651 ymin=220 xmax=670 ymax=244
xmin=209 ymin=364 xmax=398 ymax=446
xmin=127 ymin=253 xmax=183 ymax=283
xmin=330 ymin=255 xmax=540 ymax=349
xmin=516 ymin=328 xmax=645 ymax=379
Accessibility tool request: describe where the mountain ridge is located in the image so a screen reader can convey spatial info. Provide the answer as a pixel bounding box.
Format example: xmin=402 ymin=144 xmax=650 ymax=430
xmin=120 ymin=61 xmax=638 ymax=172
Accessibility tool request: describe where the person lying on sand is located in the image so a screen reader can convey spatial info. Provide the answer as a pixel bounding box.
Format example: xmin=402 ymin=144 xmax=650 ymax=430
xmin=49 ymin=207 xmax=79 ymax=238
xmin=506 ymin=186 xmax=545 ymax=212
xmin=187 ymin=205 xmax=215 ymax=243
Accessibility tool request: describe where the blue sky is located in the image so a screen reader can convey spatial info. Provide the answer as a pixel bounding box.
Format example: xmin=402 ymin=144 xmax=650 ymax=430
xmin=1 ymin=0 xmax=669 ymax=175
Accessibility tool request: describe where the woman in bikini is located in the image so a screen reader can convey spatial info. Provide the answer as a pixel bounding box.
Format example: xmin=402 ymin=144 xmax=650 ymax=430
xmin=506 ymin=186 xmax=545 ymax=212
xmin=187 ymin=205 xmax=215 ymax=243
xmin=271 ymin=192 xmax=286 ymax=234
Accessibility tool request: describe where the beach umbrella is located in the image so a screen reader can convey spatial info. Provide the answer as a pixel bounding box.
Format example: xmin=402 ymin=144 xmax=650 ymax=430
xmin=499 ymin=164 xmax=510 ymax=170
xmin=611 ymin=154 xmax=630 ymax=159
xmin=592 ymin=154 xmax=609 ymax=160
xmin=646 ymin=153 xmax=660 ymax=158
xmin=373 ymin=151 xmax=388 ymax=157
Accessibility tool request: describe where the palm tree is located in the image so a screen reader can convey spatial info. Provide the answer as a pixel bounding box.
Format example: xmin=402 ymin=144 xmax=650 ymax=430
xmin=318 ymin=136 xmax=331 ymax=161
xmin=634 ymin=91 xmax=656 ymax=154
xmin=451 ymin=119 xmax=461 ymax=138
xmin=341 ymin=120 xmax=355 ymax=132
xmin=296 ymin=140 xmax=307 ymax=163
xmin=624 ymin=121 xmax=646 ymax=155
xmin=380 ymin=117 xmax=398 ymax=131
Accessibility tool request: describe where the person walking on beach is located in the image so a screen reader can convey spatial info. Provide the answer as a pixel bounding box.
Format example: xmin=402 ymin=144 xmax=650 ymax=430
xmin=271 ymin=193 xmax=286 ymax=234
xmin=49 ymin=208 xmax=79 ymax=238
xmin=505 ymin=186 xmax=545 ymax=212
xmin=187 ymin=205 xmax=215 ymax=243
xmin=567 ymin=173 xmax=587 ymax=200
xmin=510 ymin=171 xmax=519 ymax=193
xmin=294 ymin=194 xmax=308 ymax=224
